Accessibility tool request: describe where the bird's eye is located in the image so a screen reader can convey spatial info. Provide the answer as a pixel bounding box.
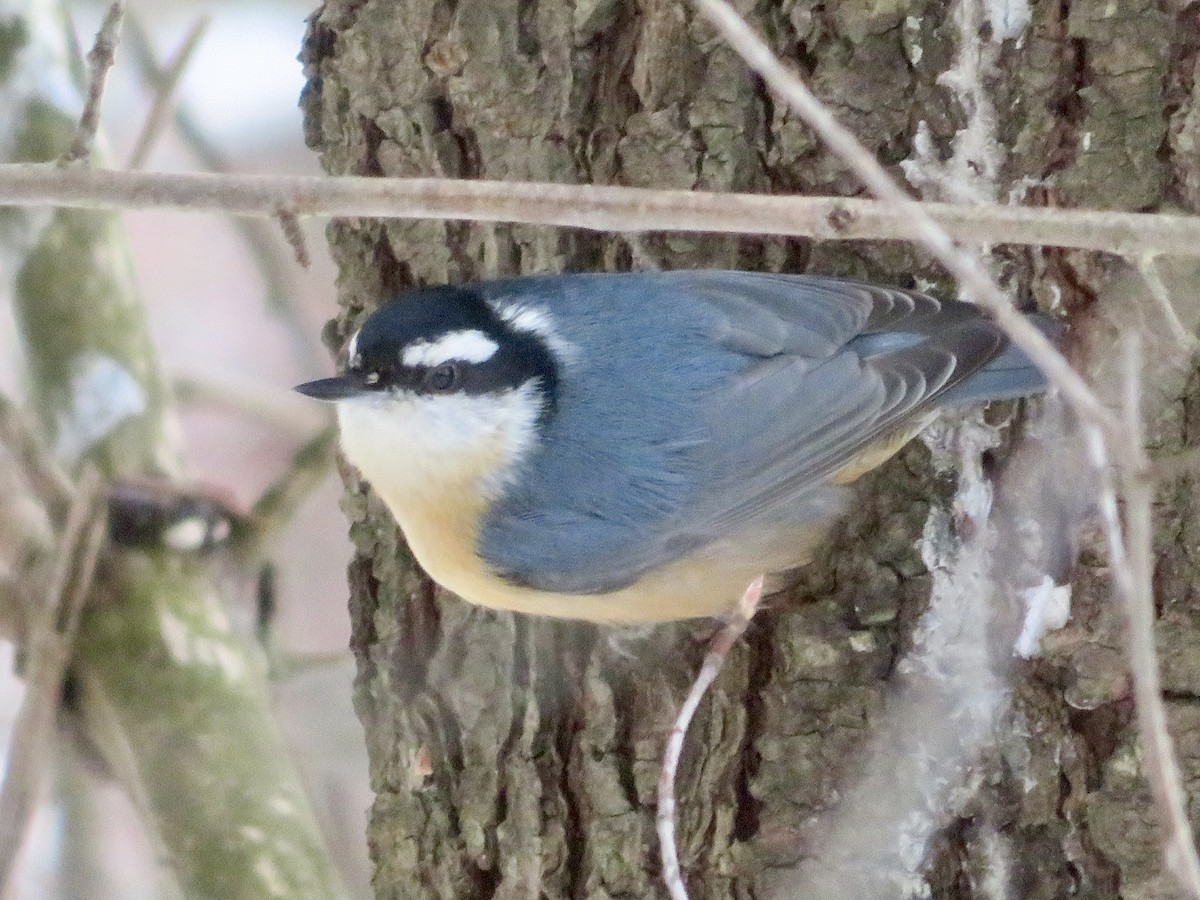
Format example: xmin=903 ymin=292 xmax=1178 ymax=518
xmin=426 ymin=364 xmax=459 ymax=392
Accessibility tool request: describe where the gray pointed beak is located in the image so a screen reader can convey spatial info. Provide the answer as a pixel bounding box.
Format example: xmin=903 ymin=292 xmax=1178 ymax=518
xmin=293 ymin=376 xmax=367 ymax=401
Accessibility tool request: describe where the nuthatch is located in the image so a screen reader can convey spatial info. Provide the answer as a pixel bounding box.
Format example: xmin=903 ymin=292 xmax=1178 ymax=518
xmin=297 ymin=271 xmax=1050 ymax=623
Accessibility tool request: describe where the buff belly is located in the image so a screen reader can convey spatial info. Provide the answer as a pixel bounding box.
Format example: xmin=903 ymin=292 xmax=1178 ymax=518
xmin=377 ymin=479 xmax=828 ymax=624
xmin=340 ymin=398 xmax=920 ymax=623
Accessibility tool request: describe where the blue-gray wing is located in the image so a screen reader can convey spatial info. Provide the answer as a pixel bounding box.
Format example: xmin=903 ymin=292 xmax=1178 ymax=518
xmin=477 ymin=271 xmax=1013 ymax=594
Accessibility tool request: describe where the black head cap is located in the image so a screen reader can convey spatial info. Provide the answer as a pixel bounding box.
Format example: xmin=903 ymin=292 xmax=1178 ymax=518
xmin=296 ymin=285 xmax=558 ymax=413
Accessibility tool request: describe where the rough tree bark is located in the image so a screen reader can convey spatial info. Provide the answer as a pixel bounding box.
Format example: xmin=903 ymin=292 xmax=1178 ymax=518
xmin=299 ymin=0 xmax=1200 ymax=897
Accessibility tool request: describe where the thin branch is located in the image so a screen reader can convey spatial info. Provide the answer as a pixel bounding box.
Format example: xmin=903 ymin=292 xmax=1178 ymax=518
xmin=692 ymin=0 xmax=1116 ymax=435
xmin=122 ymin=16 xmax=323 ymax=371
xmin=126 ymin=15 xmax=210 ymax=170
xmin=1135 ymin=253 xmax=1198 ymax=353
xmin=0 ymin=164 xmax=1197 ymax=259
xmin=243 ymin=427 xmax=338 ymax=553
xmin=250 ymin=563 xmax=351 ymax=678
xmin=172 ymin=372 xmax=330 ymax=438
xmin=275 ymin=207 xmax=311 ymax=269
xmin=122 ymin=16 xmax=230 ymax=173
xmin=658 ymin=577 xmax=763 ymax=900
xmin=693 ymin=1 xmax=1199 ymax=895
xmin=0 ymin=399 xmax=60 ymax=646
xmin=0 ymin=398 xmax=72 ymax=512
xmin=1094 ymin=337 xmax=1200 ymax=898
xmin=0 ymin=467 xmax=106 ymax=896
xmin=59 ymin=3 xmax=126 ymax=166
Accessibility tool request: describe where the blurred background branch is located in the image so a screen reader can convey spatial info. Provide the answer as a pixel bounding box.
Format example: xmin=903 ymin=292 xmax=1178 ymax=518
xmin=0 ymin=1 xmax=348 ymax=896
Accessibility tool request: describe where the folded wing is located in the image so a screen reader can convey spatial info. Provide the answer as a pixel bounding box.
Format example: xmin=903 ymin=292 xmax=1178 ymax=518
xmin=479 ymin=272 xmax=1015 ymax=595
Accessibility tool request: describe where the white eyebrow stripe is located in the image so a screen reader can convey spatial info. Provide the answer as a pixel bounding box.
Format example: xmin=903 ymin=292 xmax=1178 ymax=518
xmin=402 ymin=329 xmax=500 ymax=367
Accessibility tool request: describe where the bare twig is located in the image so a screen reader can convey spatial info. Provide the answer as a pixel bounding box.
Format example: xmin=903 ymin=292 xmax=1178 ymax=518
xmin=172 ymin=372 xmax=330 ymax=437
xmin=1135 ymin=253 xmax=1199 ymax=353
xmin=59 ymin=3 xmax=126 ymax=166
xmin=122 ymin=16 xmax=322 ymax=371
xmin=250 ymin=564 xmax=351 ymax=678
xmin=275 ymin=207 xmax=312 ymax=269
xmin=122 ymin=16 xmax=229 ymax=173
xmin=693 ymin=1 xmax=1200 ymax=894
xmin=0 ymin=400 xmax=59 ymax=646
xmin=0 ymin=398 xmax=72 ymax=512
xmin=0 ymin=467 xmax=106 ymax=896
xmin=658 ymin=577 xmax=763 ymax=900
xmin=692 ymin=0 xmax=1115 ymax=434
xmin=243 ymin=427 xmax=338 ymax=554
xmin=0 ymin=164 xmax=1197 ymax=259
xmin=126 ymin=15 xmax=210 ymax=170
xmin=1091 ymin=337 xmax=1200 ymax=898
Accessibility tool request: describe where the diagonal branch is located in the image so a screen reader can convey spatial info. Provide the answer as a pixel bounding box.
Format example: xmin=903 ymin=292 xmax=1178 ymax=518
xmin=60 ymin=3 xmax=126 ymax=167
xmin=1135 ymin=253 xmax=1198 ymax=353
xmin=126 ymin=14 xmax=210 ymax=170
xmin=690 ymin=0 xmax=1200 ymax=894
xmin=692 ymin=0 xmax=1114 ymax=434
xmin=1091 ymin=337 xmax=1200 ymax=898
xmin=0 ymin=466 xmax=106 ymax=894
xmin=120 ymin=15 xmax=322 ymax=370
xmin=244 ymin=426 xmax=338 ymax=553
xmin=658 ymin=577 xmax=763 ymax=900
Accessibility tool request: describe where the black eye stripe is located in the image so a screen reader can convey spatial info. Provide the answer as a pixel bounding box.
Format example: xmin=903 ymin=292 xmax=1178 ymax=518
xmin=424 ymin=363 xmax=459 ymax=392
xmin=346 ymin=287 xmax=559 ymax=416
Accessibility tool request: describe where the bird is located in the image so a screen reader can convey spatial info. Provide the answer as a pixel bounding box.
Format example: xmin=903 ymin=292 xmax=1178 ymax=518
xmin=295 ymin=270 xmax=1052 ymax=624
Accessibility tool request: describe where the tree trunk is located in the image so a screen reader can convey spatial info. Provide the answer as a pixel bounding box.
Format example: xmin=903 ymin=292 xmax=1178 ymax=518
xmin=299 ymin=0 xmax=1200 ymax=896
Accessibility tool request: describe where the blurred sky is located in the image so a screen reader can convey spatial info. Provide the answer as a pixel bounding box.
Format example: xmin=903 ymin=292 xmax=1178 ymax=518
xmin=1 ymin=2 xmax=372 ymax=896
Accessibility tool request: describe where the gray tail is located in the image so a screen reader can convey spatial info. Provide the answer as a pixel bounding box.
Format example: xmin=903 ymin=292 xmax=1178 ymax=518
xmin=938 ymin=314 xmax=1062 ymax=406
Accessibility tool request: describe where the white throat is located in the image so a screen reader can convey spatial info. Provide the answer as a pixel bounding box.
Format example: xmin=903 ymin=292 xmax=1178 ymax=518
xmin=335 ymin=384 xmax=541 ymax=502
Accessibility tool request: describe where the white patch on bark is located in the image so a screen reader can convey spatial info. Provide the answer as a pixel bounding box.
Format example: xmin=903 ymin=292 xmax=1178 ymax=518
xmin=785 ymin=413 xmax=1010 ymax=899
xmin=900 ymin=0 xmax=1029 ymax=209
xmin=158 ymin=610 xmax=248 ymax=682
xmin=53 ymin=354 xmax=146 ymax=464
xmin=985 ymin=0 xmax=1031 ymax=42
xmin=1014 ymin=576 xmax=1072 ymax=658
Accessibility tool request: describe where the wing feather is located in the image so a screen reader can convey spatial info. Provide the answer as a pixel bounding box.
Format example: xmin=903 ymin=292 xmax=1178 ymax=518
xmin=477 ymin=272 xmax=1011 ymax=595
